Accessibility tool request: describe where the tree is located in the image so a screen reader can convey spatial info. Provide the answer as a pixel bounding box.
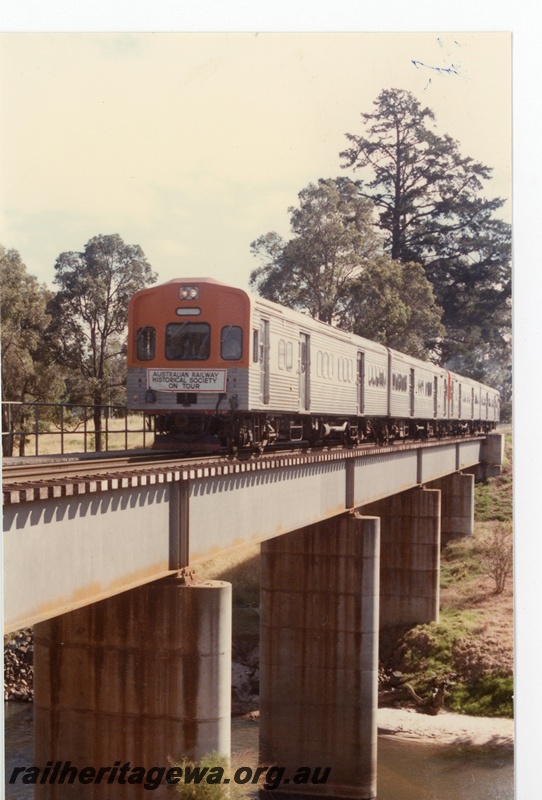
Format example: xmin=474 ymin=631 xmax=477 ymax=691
xmin=0 ymin=246 xmax=63 ymax=455
xmin=348 ymin=256 xmax=444 ymax=358
xmin=250 ymin=178 xmax=444 ymax=358
xmin=425 ymin=214 xmax=512 ymax=394
xmin=340 ymin=88 xmax=511 ymax=380
xmin=49 ymin=234 xmax=157 ymax=450
xmin=250 ymin=178 xmax=380 ymax=325
xmin=340 ymin=88 xmax=505 ymax=264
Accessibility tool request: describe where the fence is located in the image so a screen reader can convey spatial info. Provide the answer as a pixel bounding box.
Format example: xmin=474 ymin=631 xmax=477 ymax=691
xmin=1 ymin=402 xmax=155 ymax=457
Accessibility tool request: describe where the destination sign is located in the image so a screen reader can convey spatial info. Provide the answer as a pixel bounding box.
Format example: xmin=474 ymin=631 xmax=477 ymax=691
xmin=148 ymin=369 xmax=227 ymax=392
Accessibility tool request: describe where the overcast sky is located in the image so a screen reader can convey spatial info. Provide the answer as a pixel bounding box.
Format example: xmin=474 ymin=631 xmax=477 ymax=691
xmin=1 ymin=31 xmax=511 ymax=290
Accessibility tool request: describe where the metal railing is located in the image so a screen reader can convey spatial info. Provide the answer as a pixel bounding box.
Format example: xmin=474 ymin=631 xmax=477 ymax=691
xmin=1 ymin=402 xmax=155 ymax=457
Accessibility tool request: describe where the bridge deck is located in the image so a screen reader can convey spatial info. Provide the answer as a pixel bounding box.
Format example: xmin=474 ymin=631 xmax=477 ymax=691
xmin=3 ymin=437 xmax=484 ymax=632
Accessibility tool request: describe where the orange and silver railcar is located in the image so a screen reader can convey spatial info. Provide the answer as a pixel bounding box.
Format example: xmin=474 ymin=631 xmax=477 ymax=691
xmin=127 ymin=278 xmax=500 ymax=452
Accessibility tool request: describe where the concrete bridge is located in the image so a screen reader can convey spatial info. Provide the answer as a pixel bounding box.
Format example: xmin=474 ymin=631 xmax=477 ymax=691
xmin=2 ymin=434 xmax=504 ymax=798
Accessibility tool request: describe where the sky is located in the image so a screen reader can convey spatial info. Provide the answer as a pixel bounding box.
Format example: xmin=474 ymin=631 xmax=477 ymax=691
xmin=0 ymin=31 xmax=512 ymax=291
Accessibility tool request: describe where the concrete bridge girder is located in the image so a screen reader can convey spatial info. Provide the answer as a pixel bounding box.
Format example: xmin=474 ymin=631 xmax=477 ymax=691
xmin=3 ymin=437 xmax=492 ymax=633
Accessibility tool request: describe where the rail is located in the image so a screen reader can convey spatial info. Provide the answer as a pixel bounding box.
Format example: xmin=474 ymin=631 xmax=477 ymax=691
xmin=1 ymin=402 xmax=155 ymax=457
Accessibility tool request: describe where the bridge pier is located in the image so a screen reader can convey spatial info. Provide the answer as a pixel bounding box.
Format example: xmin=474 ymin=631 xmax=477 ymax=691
xmin=428 ymin=472 xmax=475 ymax=548
xmin=33 ymin=574 xmax=231 ymax=798
xmin=480 ymin=432 xmax=505 ymax=480
xmin=260 ymin=513 xmax=380 ymax=799
xmin=361 ymin=487 xmax=441 ymax=628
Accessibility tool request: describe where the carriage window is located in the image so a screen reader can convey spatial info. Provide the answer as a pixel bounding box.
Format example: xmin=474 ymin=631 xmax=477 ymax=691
xmin=136 ymin=326 xmax=155 ymax=361
xmin=166 ymin=322 xmax=210 ymax=360
xmin=221 ymin=325 xmax=242 ymax=360
xmin=253 ymin=330 xmax=259 ymax=362
xmin=278 ymin=339 xmax=285 ymax=369
xmin=286 ymin=342 xmax=293 ymax=370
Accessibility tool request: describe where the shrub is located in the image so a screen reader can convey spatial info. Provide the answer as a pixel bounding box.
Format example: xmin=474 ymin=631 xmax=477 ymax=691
xmin=482 ymin=523 xmax=513 ymax=594
xmin=449 ymin=672 xmax=514 ymax=717
xmin=170 ymin=751 xmax=261 ymax=800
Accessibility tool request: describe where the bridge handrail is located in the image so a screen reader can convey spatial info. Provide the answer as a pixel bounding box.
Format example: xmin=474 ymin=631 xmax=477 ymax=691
xmin=1 ymin=401 xmax=153 ymax=457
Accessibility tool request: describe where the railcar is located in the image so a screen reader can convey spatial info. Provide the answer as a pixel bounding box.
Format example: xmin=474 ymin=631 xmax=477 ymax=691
xmin=126 ymin=278 xmax=500 ymax=452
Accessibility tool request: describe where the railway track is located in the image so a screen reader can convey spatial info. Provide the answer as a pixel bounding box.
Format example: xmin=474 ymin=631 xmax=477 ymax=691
xmin=2 ymin=451 xmax=218 ymax=483
xmin=2 ymin=435 xmax=485 ymax=505
xmin=2 ymin=442 xmax=356 ymax=485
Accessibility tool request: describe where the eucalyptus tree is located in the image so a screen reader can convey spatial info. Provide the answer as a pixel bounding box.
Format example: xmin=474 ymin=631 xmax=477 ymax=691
xmin=250 ymin=178 xmax=444 ymax=358
xmin=340 ymin=88 xmax=511 ymax=383
xmin=250 ymin=178 xmax=380 ymax=325
xmin=348 ymin=256 xmax=444 ymax=359
xmin=49 ymin=234 xmax=157 ymax=450
xmin=340 ymin=87 xmax=505 ymax=264
xmin=0 ymin=246 xmax=63 ymax=454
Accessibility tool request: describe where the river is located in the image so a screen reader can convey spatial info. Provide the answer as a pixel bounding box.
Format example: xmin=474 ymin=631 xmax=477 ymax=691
xmin=5 ymin=703 xmax=513 ymax=799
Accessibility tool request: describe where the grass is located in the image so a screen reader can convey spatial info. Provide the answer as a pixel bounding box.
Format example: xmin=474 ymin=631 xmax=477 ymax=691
xmin=394 ymin=430 xmax=514 ymax=717
xmin=475 ymin=431 xmax=513 ymax=524
xmin=9 ymin=415 xmax=154 ymax=456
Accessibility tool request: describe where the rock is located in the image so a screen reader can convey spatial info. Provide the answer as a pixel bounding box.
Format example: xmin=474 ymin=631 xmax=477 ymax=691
xmin=4 ymin=629 xmax=34 ymax=702
xmin=232 ymin=660 xmax=259 ymax=716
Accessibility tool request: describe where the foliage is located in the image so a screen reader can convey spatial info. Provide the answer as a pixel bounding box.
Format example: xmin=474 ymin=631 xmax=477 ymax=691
xmin=500 ymin=400 xmax=512 ymax=423
xmin=426 ymin=214 xmax=512 ymax=391
xmin=47 ymin=234 xmax=157 ymax=449
xmin=170 ymin=751 xmax=255 ymax=800
xmin=250 ymin=178 xmax=380 ymax=325
xmin=250 ymin=178 xmax=444 ymax=358
xmin=340 ymin=87 xmax=511 ymax=383
xmin=0 ymin=246 xmax=61 ymax=402
xmin=347 ymin=256 xmax=444 ymax=358
xmin=0 ymin=246 xmax=65 ymax=455
xmin=340 ymin=87 xmax=506 ymax=265
xmin=449 ymin=672 xmax=513 ymax=717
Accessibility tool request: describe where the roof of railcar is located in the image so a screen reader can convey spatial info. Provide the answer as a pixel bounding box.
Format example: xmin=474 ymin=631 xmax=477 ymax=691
xmin=251 ymin=292 xmax=389 ymax=355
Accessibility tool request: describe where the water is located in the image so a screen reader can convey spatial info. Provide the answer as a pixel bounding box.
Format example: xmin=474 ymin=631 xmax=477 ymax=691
xmin=4 ymin=703 xmax=34 ymax=800
xmin=5 ymin=705 xmax=513 ymax=799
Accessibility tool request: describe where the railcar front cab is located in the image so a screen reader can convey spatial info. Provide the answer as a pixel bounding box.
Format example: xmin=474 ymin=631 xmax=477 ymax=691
xmin=127 ymin=278 xmax=257 ymax=451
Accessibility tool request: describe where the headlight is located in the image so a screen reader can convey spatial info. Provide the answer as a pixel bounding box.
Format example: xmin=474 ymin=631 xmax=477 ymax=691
xmin=179 ymin=286 xmax=199 ymax=300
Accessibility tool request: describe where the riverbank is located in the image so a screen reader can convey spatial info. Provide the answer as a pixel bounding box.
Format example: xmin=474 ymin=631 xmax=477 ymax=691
xmin=235 ymin=707 xmax=514 ymax=751
xmin=377 ymin=706 xmax=514 ymax=749
xmin=4 ymin=630 xmax=32 ymax=702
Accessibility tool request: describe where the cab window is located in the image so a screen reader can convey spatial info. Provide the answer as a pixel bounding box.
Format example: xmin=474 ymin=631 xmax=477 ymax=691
xmin=166 ymin=323 xmax=210 ymax=360
xmin=221 ymin=325 xmax=243 ymax=360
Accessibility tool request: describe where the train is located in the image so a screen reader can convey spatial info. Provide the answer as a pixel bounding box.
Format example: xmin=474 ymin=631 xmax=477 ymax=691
xmin=126 ymin=278 xmax=500 ymax=453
